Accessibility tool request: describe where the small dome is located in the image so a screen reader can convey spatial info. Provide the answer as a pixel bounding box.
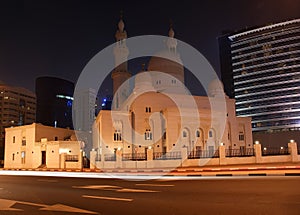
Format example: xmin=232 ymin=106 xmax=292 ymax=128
xmin=134 ymin=71 xmax=155 ymax=93
xmin=208 ymin=78 xmax=225 ymax=97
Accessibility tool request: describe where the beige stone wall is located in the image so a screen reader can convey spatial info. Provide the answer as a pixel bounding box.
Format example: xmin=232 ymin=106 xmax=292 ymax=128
xmin=94 ymin=92 xmax=253 ymax=157
xmin=4 ymin=123 xmax=81 ymax=169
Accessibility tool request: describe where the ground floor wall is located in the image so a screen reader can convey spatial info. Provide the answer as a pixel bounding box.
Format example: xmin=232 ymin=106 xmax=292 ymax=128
xmin=253 ymin=130 xmax=300 ymax=148
xmin=90 ymin=142 xmax=300 ymax=169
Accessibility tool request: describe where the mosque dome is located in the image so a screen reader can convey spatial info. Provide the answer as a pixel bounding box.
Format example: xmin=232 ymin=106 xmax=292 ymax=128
xmin=134 ymin=70 xmax=155 ymax=93
xmin=208 ymin=78 xmax=226 ymax=98
xmin=147 ymin=51 xmax=184 ymax=84
xmin=147 ymin=24 xmax=184 ymax=84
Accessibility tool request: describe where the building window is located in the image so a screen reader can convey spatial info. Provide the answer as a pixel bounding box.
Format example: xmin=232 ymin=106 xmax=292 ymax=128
xmin=113 ymin=130 xmax=122 ymax=142
xmin=12 ymin=153 xmax=15 ymax=161
xmin=163 ymin=132 xmax=166 ymax=140
xmin=146 ymin=107 xmax=151 ymax=113
xmin=54 ymin=136 xmax=58 ymax=141
xmin=21 ymin=151 xmax=25 ymax=164
xmin=196 ymin=130 xmax=200 ymax=138
xmin=22 ymin=137 xmax=26 ymax=146
xmin=13 ymin=136 xmax=15 ymax=143
xmin=209 ymin=130 xmax=213 ymax=138
xmin=171 ymin=80 xmax=177 ymax=84
xmin=239 ymin=132 xmax=245 ymax=141
xmin=145 ymin=129 xmax=152 ymax=140
xmin=183 ymin=130 xmax=187 ymax=138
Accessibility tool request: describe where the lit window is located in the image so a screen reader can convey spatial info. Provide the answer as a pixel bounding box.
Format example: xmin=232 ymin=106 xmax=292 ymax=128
xmin=145 ymin=129 xmax=152 ymax=140
xmin=21 ymin=151 xmax=25 ymax=164
xmin=113 ymin=130 xmax=122 ymax=142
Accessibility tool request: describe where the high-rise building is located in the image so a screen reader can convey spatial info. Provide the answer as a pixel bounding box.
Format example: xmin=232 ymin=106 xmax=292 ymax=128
xmin=35 ymin=77 xmax=74 ymax=129
xmin=0 ymin=82 xmax=36 ymax=165
xmin=219 ymin=19 xmax=300 ymax=133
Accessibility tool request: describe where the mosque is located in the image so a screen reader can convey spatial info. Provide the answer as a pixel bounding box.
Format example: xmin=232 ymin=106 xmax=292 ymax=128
xmin=92 ymin=17 xmax=253 ymax=159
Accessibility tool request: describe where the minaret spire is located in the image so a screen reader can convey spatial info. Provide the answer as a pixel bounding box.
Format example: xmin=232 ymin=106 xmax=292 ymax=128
xmin=112 ymin=12 xmax=131 ymax=109
xmin=166 ymin=20 xmax=177 ymax=53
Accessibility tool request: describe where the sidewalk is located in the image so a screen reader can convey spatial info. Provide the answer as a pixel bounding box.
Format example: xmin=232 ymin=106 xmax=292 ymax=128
xmin=1 ymin=162 xmax=300 ymax=177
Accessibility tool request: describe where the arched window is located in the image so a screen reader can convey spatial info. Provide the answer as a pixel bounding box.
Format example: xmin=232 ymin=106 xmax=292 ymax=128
xmin=183 ymin=130 xmax=187 ymax=138
xmin=145 ymin=129 xmax=152 ymax=140
xmin=196 ymin=130 xmax=200 ymax=138
xmin=209 ymin=129 xmax=214 ymax=138
xmin=113 ymin=130 xmax=122 ymax=141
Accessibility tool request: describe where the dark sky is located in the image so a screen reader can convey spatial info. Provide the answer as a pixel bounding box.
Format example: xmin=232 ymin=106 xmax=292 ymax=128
xmin=0 ymin=0 xmax=299 ymax=94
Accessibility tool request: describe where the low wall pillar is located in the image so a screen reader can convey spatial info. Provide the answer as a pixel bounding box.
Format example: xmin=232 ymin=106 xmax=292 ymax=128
xmin=90 ymin=150 xmax=97 ymax=170
xmin=116 ymin=149 xmax=122 ymax=168
xmin=288 ymin=141 xmax=298 ymax=162
xmin=254 ymin=143 xmax=262 ymax=163
xmin=219 ymin=145 xmax=226 ymax=165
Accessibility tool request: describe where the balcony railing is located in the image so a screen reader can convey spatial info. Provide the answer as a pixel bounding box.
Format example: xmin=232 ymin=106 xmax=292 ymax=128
xmin=122 ymin=153 xmax=147 ymax=161
xmin=104 ymin=154 xmax=116 ymax=161
xmin=262 ymin=147 xmax=290 ymax=156
xmin=153 ymin=151 xmax=182 ymax=160
xmin=95 ymin=154 xmax=101 ymax=162
xmin=188 ymin=150 xmax=219 ymax=159
xmin=225 ymin=148 xmax=255 ymax=157
xmin=65 ymin=155 xmax=79 ymax=162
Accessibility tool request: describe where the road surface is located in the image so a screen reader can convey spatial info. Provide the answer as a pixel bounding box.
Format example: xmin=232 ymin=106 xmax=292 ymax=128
xmin=0 ymin=175 xmax=299 ymax=215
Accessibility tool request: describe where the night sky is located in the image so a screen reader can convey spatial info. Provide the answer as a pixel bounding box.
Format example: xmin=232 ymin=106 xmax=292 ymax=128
xmin=0 ymin=0 xmax=299 ymax=94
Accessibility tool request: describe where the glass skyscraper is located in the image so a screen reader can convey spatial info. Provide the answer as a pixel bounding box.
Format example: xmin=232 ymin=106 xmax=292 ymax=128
xmin=219 ymin=19 xmax=300 ymax=132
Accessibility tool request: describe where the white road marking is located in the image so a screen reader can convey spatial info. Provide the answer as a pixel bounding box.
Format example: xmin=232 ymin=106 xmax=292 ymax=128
xmin=83 ymin=195 xmax=133 ymax=202
xmin=135 ymin=183 xmax=174 ymax=187
xmin=0 ymin=198 xmax=98 ymax=214
xmin=116 ymin=188 xmax=159 ymax=193
xmin=37 ymin=179 xmax=58 ymax=183
xmin=40 ymin=204 xmax=98 ymax=214
xmin=0 ymin=199 xmax=23 ymax=211
xmin=73 ymin=185 xmax=120 ymax=190
xmin=73 ymin=185 xmax=159 ymax=193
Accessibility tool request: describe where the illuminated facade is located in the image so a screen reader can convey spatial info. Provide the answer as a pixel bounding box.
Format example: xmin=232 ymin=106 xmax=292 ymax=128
xmin=219 ymin=19 xmax=300 ymax=132
xmin=4 ymin=123 xmax=82 ymax=169
xmin=0 ymin=82 xmax=36 ymax=165
xmin=92 ymin=17 xmax=253 ymax=160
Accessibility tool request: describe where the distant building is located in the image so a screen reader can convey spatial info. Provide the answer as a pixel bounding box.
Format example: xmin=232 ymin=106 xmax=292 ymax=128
xmin=219 ymin=19 xmax=300 ymax=134
xmin=0 ymin=82 xmax=36 ymax=165
xmin=36 ymin=77 xmax=74 ymax=129
xmin=4 ymin=123 xmax=82 ymax=169
xmin=100 ymin=95 xmax=113 ymax=110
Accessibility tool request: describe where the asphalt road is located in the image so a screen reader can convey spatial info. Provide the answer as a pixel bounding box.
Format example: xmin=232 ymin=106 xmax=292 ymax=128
xmin=0 ymin=175 xmax=299 ymax=215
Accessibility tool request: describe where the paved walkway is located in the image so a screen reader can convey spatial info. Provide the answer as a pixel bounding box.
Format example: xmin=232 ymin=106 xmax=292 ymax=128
xmin=1 ymin=162 xmax=300 ymax=177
